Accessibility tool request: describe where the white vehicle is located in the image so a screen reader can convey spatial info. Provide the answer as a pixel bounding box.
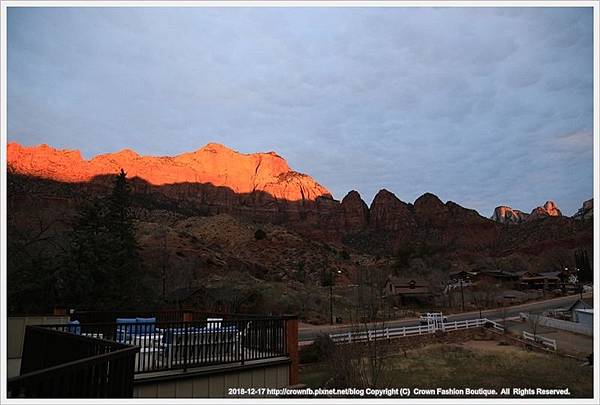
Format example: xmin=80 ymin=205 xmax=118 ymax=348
xmin=419 ymin=312 xmax=448 ymax=325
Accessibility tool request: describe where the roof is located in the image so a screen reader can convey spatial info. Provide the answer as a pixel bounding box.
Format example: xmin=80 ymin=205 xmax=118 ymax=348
xmin=386 ymin=276 xmax=428 ymax=287
xmin=574 ymin=309 xmax=593 ymax=314
xmin=449 ymin=270 xmax=476 ymax=277
xmin=567 ymin=299 xmax=593 ymax=312
xmin=538 ymin=271 xmax=562 ymax=278
xmin=393 ymin=286 xmax=431 ymax=295
xmin=478 ymin=270 xmax=519 ymax=278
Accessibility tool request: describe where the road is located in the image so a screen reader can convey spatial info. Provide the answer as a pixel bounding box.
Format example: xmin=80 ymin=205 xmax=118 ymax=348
xmin=299 ymin=292 xmax=591 ymax=343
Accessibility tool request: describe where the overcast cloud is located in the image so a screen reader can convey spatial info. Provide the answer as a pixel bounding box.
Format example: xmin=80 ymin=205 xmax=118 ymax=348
xmin=7 ymin=7 xmax=594 ymax=216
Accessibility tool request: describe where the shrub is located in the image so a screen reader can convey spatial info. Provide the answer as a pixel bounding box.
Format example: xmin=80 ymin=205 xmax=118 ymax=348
xmin=299 ymin=333 xmax=335 ymax=364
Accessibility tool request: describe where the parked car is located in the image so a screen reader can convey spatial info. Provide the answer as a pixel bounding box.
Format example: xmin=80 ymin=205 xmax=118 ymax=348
xmin=419 ymin=312 xmax=448 ymax=325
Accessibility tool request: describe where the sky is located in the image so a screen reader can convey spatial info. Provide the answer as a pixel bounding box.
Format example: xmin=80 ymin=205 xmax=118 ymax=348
xmin=7 ymin=7 xmax=594 ymax=216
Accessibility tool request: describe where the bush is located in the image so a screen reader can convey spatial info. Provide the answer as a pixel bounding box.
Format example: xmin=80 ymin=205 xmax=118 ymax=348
xmin=254 ymin=229 xmax=267 ymax=240
xmin=299 ymin=333 xmax=335 ymax=364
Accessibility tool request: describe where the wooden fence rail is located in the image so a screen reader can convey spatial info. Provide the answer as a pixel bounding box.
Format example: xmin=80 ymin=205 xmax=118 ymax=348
xmin=329 ymin=318 xmax=505 ymax=344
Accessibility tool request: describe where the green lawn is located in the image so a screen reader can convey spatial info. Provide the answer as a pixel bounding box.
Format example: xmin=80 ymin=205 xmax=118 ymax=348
xmin=300 ymin=341 xmax=593 ymax=398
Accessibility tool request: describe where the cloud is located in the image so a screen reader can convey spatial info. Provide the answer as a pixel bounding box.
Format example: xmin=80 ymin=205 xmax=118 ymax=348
xmin=7 ymin=6 xmax=594 ymax=216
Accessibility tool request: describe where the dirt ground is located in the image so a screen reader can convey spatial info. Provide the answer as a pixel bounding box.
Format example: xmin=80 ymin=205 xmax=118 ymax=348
xmin=505 ymin=319 xmax=593 ymax=357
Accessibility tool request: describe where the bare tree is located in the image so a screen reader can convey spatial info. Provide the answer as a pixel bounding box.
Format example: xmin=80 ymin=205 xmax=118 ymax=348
xmin=527 ymin=312 xmax=542 ymax=338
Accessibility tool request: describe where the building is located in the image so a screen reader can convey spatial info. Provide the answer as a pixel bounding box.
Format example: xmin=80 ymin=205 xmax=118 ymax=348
xmin=7 ymin=311 xmax=299 ymax=398
xmin=567 ymin=298 xmax=593 ymax=324
xmin=520 ymin=271 xmax=563 ymax=290
xmin=573 ymin=309 xmax=593 ymax=328
xmin=472 ymin=270 xmax=520 ymax=286
xmin=384 ymin=276 xmax=432 ymax=305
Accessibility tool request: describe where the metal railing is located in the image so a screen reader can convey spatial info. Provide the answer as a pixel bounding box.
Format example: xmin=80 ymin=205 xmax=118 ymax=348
xmin=71 ymin=309 xmax=279 ymax=324
xmin=42 ymin=317 xmax=288 ymax=374
xmin=329 ymin=318 xmax=505 ymax=343
xmin=7 ymin=326 xmax=138 ymax=398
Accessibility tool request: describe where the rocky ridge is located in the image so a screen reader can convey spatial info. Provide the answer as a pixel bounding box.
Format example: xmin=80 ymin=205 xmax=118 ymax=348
xmin=7 ymin=142 xmax=331 ymax=203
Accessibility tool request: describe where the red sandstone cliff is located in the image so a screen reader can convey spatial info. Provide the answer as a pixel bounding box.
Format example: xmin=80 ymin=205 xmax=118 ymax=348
xmin=7 ymin=142 xmax=332 ymax=203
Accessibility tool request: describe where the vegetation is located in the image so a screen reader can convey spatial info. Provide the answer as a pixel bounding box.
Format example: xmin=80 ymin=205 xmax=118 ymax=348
xmin=575 ymin=249 xmax=592 ymax=283
xmin=7 ymin=169 xmax=150 ymax=313
xmin=301 ymin=342 xmax=593 ymax=397
xmin=254 ymin=229 xmax=267 ymax=240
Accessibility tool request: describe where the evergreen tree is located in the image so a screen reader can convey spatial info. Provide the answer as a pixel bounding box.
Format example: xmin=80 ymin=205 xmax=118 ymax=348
xmin=67 ymin=169 xmax=141 ymax=309
xmin=575 ymin=249 xmax=593 ymax=284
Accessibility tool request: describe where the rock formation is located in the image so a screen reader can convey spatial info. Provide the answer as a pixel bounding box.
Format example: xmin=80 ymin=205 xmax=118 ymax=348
xmin=7 ymin=142 xmax=332 ymax=203
xmin=369 ymin=189 xmax=415 ymax=232
xmin=573 ymin=199 xmax=593 ymax=221
xmin=491 ymin=206 xmax=529 ymax=224
xmin=527 ymin=201 xmax=562 ymax=221
xmin=492 ymin=201 xmax=562 ymax=224
xmin=339 ymin=190 xmax=370 ymax=232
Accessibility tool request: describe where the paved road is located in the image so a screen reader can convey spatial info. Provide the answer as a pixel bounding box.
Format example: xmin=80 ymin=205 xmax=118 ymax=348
xmin=299 ymin=293 xmax=591 ymax=343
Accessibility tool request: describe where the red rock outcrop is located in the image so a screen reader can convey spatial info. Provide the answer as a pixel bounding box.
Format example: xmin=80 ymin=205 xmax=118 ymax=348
xmin=369 ymin=189 xmax=415 ymax=232
xmin=491 ymin=206 xmax=530 ymax=224
xmin=339 ymin=190 xmax=369 ymax=233
xmin=7 ymin=142 xmax=332 ymax=203
xmin=573 ymin=199 xmax=593 ymax=221
xmin=527 ymin=200 xmax=562 ymax=222
xmin=414 ymin=192 xmax=449 ymax=225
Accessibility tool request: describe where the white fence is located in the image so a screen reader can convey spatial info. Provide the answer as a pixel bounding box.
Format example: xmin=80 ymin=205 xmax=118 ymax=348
xmin=519 ymin=312 xmax=593 ymax=336
xmin=522 ymin=331 xmax=557 ymax=350
xmin=329 ymin=318 xmax=504 ymax=344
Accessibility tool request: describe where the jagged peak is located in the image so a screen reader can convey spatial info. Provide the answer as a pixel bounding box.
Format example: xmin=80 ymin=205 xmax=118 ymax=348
xmin=341 ymin=190 xmax=364 ymax=202
xmin=371 ymin=188 xmax=402 ymax=204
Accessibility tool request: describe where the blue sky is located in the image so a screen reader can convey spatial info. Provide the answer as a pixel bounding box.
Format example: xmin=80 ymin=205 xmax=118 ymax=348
xmin=7 ymin=7 xmax=594 ymax=216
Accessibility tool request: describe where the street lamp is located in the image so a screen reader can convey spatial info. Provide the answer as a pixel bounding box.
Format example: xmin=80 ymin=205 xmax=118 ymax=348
xmin=329 ymin=269 xmax=343 ymax=325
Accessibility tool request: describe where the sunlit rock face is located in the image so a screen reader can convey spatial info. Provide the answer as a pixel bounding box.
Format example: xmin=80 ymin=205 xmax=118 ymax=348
xmin=491 ymin=206 xmax=529 ymax=224
xmin=573 ymin=199 xmax=593 ymax=221
xmin=527 ymin=201 xmax=562 ymax=222
xmin=492 ymin=201 xmax=563 ymax=224
xmin=7 ymin=142 xmax=332 ymax=203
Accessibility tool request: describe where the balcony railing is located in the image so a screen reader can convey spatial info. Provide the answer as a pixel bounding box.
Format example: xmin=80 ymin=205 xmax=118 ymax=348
xmin=71 ymin=309 xmax=282 ymax=323
xmin=8 ymin=326 xmax=138 ymax=398
xmin=41 ymin=317 xmax=289 ymax=374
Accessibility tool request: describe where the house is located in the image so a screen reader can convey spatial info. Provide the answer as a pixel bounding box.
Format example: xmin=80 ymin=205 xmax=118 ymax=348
xmin=520 ymin=271 xmax=563 ymax=290
xmin=384 ymin=276 xmax=432 ymax=305
xmin=445 ymin=270 xmax=476 ymax=292
xmin=567 ymin=298 xmax=593 ymax=323
xmin=473 ymin=270 xmax=520 ymax=285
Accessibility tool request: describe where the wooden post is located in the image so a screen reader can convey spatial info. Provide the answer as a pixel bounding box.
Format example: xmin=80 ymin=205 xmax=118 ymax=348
xmin=53 ymin=308 xmax=67 ymax=316
xmin=285 ymin=317 xmax=299 ymax=385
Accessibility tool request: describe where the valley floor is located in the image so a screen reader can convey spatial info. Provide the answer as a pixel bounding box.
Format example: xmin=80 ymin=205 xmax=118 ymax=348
xmin=300 ymin=340 xmax=594 ymax=398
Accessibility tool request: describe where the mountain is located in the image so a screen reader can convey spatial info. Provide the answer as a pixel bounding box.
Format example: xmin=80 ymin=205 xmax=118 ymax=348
xmin=7 ymin=141 xmax=593 ymax=320
xmin=491 ymin=206 xmax=529 ymax=224
xmin=528 ymin=201 xmax=562 ymax=221
xmin=491 ymin=201 xmax=563 ymax=224
xmin=573 ymin=199 xmax=593 ymax=221
xmin=7 ymin=141 xmax=592 ymax=264
xmin=7 ymin=142 xmax=332 ymax=203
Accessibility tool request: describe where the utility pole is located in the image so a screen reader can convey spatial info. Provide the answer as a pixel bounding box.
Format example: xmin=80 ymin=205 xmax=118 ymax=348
xmin=330 ymin=279 xmax=334 ymax=325
xmin=329 ymin=269 xmax=342 ymax=325
xmin=460 ymin=278 xmax=465 ymax=311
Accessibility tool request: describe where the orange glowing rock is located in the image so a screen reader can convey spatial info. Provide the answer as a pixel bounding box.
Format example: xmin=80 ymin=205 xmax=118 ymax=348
xmin=7 ymin=142 xmax=332 ymax=202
